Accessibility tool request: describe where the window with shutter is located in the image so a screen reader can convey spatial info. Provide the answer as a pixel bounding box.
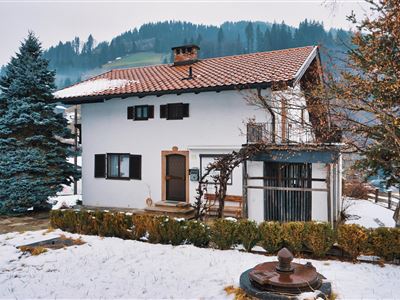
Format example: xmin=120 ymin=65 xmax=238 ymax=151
xmin=183 ymin=103 xmax=189 ymax=117
xmin=94 ymin=154 xmax=106 ymax=178
xmin=127 ymin=106 xmax=134 ymax=119
xmin=129 ymin=155 xmax=142 ymax=180
xmin=160 ymin=103 xmax=189 ymax=120
xmin=167 ymin=103 xmax=183 ymax=120
xmin=160 ymin=104 xmax=167 ymax=118
xmin=106 ymin=153 xmax=130 ymax=179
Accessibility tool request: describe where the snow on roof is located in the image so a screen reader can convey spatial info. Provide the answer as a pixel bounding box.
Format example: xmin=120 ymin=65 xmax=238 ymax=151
xmin=53 ymin=78 xmax=135 ymax=99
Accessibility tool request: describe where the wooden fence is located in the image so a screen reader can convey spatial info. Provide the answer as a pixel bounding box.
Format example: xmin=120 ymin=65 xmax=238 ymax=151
xmin=368 ymin=189 xmax=400 ymax=211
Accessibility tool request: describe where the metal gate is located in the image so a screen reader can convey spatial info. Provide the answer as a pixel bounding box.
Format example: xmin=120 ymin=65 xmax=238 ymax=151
xmin=264 ymin=162 xmax=312 ymax=222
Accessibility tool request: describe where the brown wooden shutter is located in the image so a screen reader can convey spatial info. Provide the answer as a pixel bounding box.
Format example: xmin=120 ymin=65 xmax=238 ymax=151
xmin=167 ymin=103 xmax=183 ymax=120
xmin=94 ymin=154 xmax=106 ymax=178
xmin=148 ymin=105 xmax=154 ymax=118
xmin=127 ymin=106 xmax=134 ymax=119
xmin=129 ymin=155 xmax=142 ymax=180
xmin=183 ymin=103 xmax=189 ymax=118
xmin=160 ymin=105 xmax=167 ymax=118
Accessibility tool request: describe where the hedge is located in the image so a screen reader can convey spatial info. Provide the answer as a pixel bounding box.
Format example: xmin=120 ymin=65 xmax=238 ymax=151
xmin=50 ymin=210 xmax=400 ymax=262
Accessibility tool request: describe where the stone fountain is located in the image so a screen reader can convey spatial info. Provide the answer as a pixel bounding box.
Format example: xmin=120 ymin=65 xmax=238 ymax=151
xmin=240 ymin=248 xmax=331 ymax=299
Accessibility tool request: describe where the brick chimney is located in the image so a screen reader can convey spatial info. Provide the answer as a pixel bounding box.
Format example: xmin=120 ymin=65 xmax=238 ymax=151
xmin=171 ymin=45 xmax=200 ymax=66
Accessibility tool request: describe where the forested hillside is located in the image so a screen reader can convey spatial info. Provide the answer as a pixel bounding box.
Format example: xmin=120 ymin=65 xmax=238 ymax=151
xmin=40 ymin=20 xmax=351 ymax=88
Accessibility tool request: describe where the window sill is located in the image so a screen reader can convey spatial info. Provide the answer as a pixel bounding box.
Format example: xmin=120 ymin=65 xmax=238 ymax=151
xmin=106 ymin=177 xmax=130 ymax=181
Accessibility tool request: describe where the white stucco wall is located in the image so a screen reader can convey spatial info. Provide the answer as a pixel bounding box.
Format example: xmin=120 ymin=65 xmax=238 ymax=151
xmin=81 ymin=89 xmax=272 ymax=208
xmin=246 ymin=161 xmax=265 ymax=222
xmin=311 ymin=163 xmax=328 ymax=221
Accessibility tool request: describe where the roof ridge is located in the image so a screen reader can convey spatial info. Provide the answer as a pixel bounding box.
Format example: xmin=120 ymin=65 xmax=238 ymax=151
xmin=106 ymin=45 xmax=317 ymax=73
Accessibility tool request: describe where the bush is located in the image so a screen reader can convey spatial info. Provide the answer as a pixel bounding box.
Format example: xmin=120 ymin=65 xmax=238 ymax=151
xmin=337 ymin=224 xmax=369 ymax=260
xmin=259 ymin=222 xmax=283 ymax=254
xmin=210 ymin=218 xmax=238 ymax=250
xmin=74 ymin=210 xmax=97 ymax=235
xmin=162 ymin=218 xmax=187 ymax=246
xmin=281 ymin=222 xmax=305 ymax=255
xmin=370 ymin=227 xmax=400 ymax=261
xmin=303 ymin=222 xmax=335 ymax=257
xmin=343 ymin=179 xmax=372 ymax=199
xmin=95 ymin=212 xmax=133 ymax=239
xmin=186 ymin=220 xmax=210 ymax=247
xmin=132 ymin=215 xmax=152 ymax=240
xmin=236 ymin=220 xmax=260 ymax=252
xmin=50 ymin=210 xmax=78 ymax=233
xmin=145 ymin=215 xmax=167 ymax=244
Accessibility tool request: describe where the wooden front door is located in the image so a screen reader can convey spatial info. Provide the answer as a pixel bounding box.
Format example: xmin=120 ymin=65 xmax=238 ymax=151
xmin=165 ymin=154 xmax=186 ymax=201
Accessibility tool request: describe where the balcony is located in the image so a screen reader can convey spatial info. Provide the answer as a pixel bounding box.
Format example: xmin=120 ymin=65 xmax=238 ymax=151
xmin=246 ymin=122 xmax=314 ymax=144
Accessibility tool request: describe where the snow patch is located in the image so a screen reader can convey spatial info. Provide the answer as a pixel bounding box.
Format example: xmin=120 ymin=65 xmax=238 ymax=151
xmin=0 ymin=230 xmax=399 ymax=299
xmin=54 ymin=78 xmax=137 ymax=98
xmin=344 ymin=198 xmax=395 ymax=228
xmin=50 ymin=194 xmax=81 ymax=210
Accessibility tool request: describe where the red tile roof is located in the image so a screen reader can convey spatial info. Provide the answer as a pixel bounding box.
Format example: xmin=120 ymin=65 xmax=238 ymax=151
xmin=56 ymin=46 xmax=317 ymax=103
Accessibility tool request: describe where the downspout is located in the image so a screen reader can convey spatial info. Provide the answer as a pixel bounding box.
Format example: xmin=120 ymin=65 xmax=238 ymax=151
xmin=257 ymin=88 xmax=275 ymax=143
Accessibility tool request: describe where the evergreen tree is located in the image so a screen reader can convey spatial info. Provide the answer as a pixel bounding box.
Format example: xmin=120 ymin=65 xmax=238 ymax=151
xmin=255 ymin=25 xmax=264 ymax=52
xmin=217 ymin=27 xmax=224 ymax=56
xmin=0 ymin=32 xmax=79 ymax=214
xmin=245 ymin=22 xmax=254 ymax=52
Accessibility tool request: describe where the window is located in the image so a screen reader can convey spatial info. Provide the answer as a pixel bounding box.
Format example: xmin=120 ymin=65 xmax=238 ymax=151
xmin=160 ymin=103 xmax=189 ymax=120
xmin=127 ymin=105 xmax=154 ymax=121
xmin=135 ymin=105 xmax=148 ymax=120
xmin=94 ymin=154 xmax=142 ymax=180
xmin=107 ymin=154 xmax=130 ymax=179
xmin=247 ymin=123 xmax=266 ymax=143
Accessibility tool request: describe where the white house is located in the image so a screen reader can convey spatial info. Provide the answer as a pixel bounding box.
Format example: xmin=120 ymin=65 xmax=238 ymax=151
xmin=55 ymin=45 xmax=342 ymax=224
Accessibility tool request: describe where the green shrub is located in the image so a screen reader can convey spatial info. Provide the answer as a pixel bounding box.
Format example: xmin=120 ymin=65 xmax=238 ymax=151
xmin=337 ymin=224 xmax=369 ymax=260
xmin=236 ymin=219 xmax=260 ymax=252
xmin=370 ymin=227 xmax=400 ymax=261
xmin=94 ymin=212 xmax=132 ymax=238
xmin=50 ymin=210 xmax=78 ymax=233
xmin=210 ymin=218 xmax=238 ymax=250
xmin=132 ymin=215 xmax=152 ymax=240
xmin=75 ymin=210 xmax=97 ymax=235
xmin=146 ymin=215 xmax=167 ymax=244
xmin=161 ymin=217 xmax=187 ymax=246
xmin=259 ymin=222 xmax=283 ymax=254
xmin=303 ymin=222 xmax=335 ymax=257
xmin=186 ymin=220 xmax=210 ymax=247
xmin=281 ymin=222 xmax=305 ymax=255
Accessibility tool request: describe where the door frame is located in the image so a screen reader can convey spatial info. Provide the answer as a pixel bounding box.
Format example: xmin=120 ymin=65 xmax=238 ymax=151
xmin=161 ymin=148 xmax=189 ymax=202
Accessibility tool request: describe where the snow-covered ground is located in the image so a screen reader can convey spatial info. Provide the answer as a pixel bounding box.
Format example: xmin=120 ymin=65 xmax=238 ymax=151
xmin=344 ymin=198 xmax=396 ymax=228
xmin=1 ymin=230 xmax=399 ymax=299
xmin=49 ymin=194 xmax=81 ymax=210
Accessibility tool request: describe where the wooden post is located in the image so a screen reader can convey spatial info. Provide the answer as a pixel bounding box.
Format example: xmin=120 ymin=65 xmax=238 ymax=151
xmin=327 ymin=164 xmax=332 ymax=224
xmin=388 ymin=191 xmax=392 ymax=209
xmin=375 ymin=188 xmax=379 ymax=203
xmin=73 ymin=106 xmax=78 ymax=195
xmin=242 ymin=160 xmax=248 ymax=218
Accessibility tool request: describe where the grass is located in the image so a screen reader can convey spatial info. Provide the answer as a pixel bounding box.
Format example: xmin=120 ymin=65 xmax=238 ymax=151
xmin=19 ymin=246 xmax=48 ymax=256
xmin=103 ymin=52 xmax=166 ymax=69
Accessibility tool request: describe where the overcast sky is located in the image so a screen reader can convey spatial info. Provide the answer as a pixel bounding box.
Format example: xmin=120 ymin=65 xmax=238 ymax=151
xmin=0 ymin=0 xmax=370 ymax=65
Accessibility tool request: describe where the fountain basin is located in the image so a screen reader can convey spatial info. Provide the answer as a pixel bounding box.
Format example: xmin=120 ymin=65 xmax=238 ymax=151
xmin=239 ymin=248 xmax=332 ymax=299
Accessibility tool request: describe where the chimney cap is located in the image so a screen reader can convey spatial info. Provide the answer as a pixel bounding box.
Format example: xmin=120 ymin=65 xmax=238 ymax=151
xmin=171 ymin=44 xmax=200 ymax=51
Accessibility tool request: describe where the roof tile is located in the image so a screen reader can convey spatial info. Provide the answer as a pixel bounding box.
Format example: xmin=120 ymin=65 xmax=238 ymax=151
xmin=55 ymin=46 xmax=316 ymax=101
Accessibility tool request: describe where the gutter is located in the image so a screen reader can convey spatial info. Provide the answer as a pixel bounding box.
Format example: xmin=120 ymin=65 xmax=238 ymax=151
xmin=57 ymin=81 xmax=287 ymax=105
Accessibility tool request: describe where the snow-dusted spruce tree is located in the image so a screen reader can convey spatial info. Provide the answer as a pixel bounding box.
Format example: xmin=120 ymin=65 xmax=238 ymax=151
xmin=0 ymin=32 xmax=80 ymax=214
